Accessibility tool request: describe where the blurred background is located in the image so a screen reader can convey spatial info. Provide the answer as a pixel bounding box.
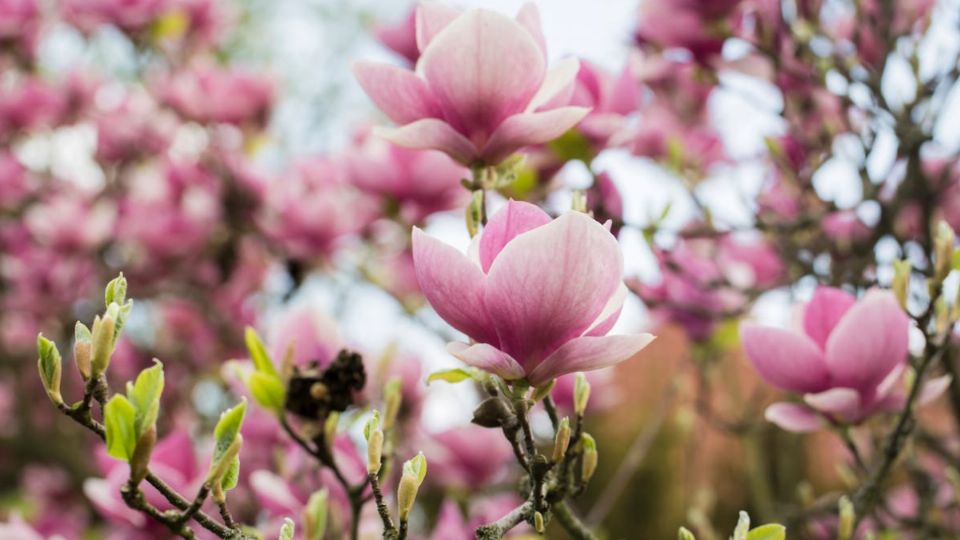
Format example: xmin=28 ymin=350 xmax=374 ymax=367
xmin=2 ymin=0 xmax=960 ymax=538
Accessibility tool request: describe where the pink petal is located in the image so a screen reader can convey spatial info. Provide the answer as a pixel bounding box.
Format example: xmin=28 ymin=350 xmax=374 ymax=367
xmin=479 ymin=200 xmax=551 ymax=272
xmin=415 ymin=2 xmax=462 ymax=53
xmin=447 ymin=342 xmax=525 ymax=380
xmin=419 ymin=8 xmax=546 ymax=140
xmin=250 ymin=471 xmax=303 ymax=516
xmin=802 ymin=286 xmax=856 ymax=349
xmin=353 ymin=62 xmax=440 ymax=124
xmin=917 ymin=374 xmax=953 ymax=406
xmin=480 ymin=107 xmax=590 ymax=164
xmin=585 ymin=282 xmax=627 ymax=336
xmin=515 ymin=2 xmax=547 ymax=56
xmin=376 ymin=119 xmax=477 ymax=164
xmin=803 ymin=388 xmax=861 ymax=421
xmin=151 ymin=431 xmax=197 ymax=482
xmin=527 ymin=333 xmax=654 ymax=385
xmin=412 ymin=228 xmax=497 ymax=344
xmin=484 ymin=212 xmax=623 ymax=364
xmin=527 ymin=58 xmax=580 ymax=112
xmin=825 ymin=289 xmax=909 ymax=392
xmin=740 ymin=322 xmax=830 ymax=393
xmin=764 ymin=402 xmax=823 ymax=432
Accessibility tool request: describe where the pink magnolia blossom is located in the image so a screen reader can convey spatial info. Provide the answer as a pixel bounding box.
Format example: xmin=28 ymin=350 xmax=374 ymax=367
xmin=0 ymin=151 xmax=34 ymax=209
xmin=267 ymin=304 xmax=342 ymax=368
xmin=419 ymin=426 xmax=514 ymax=489
xmin=94 ymin=93 xmax=173 ymax=163
xmin=586 ymin=172 xmax=624 ymax=234
xmin=412 ymin=200 xmax=653 ymax=385
xmin=0 ymin=514 xmax=43 ymax=540
xmin=0 ymin=77 xmax=66 ymax=137
xmin=259 ymin=158 xmax=376 ymax=261
xmin=354 ymin=3 xmax=589 ymax=165
xmin=24 ymin=192 xmax=116 ymax=251
xmin=551 ymin=370 xmax=618 ymax=413
xmin=343 ymin=132 xmax=468 ymax=223
xmin=374 ymin=8 xmax=419 ymax=64
xmin=0 ymin=0 xmax=40 ymax=59
xmin=156 ymin=64 xmax=274 ymax=126
xmin=570 ymin=61 xmax=641 ymax=149
xmin=634 ymin=0 xmax=743 ymax=62
xmin=60 ymin=0 xmax=171 ymax=34
xmin=431 ymin=495 xmax=529 ymax=539
xmin=742 ymin=287 xmax=950 ymax=432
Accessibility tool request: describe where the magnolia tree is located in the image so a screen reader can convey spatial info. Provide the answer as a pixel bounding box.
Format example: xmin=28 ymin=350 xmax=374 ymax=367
xmin=2 ymin=0 xmax=960 ymax=538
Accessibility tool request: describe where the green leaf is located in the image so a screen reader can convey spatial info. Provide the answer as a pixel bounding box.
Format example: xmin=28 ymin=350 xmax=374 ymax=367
xmin=213 ymin=399 xmax=247 ymax=465
xmin=245 ymin=327 xmax=278 ymax=378
xmin=363 ymin=410 xmax=381 ymax=440
xmin=747 ymin=524 xmax=786 ymax=540
xmin=402 ymin=452 xmax=427 ymax=486
xmin=678 ymin=527 xmax=696 ymax=540
xmin=104 ymin=273 xmax=128 ymax=307
xmin=104 ymin=395 xmax=138 ymax=461
xmin=426 ymin=368 xmax=481 ymax=385
xmin=278 ymin=517 xmax=295 ymax=540
xmin=75 ymin=321 xmax=92 ymax=343
xmin=37 ymin=335 xmax=62 ymax=400
xmin=248 ymin=371 xmax=286 ymax=413
xmin=127 ymin=361 xmax=165 ymax=437
xmin=220 ymin=455 xmax=240 ymax=491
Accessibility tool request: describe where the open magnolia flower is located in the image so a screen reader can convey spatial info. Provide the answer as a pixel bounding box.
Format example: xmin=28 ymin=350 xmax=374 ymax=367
xmin=354 ymin=2 xmax=589 ymax=166
xmin=412 ymin=200 xmax=653 ymax=385
xmin=742 ymin=287 xmax=951 ymax=432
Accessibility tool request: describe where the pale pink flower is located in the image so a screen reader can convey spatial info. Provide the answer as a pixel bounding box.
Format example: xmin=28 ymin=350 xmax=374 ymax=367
xmin=60 ymin=0 xmax=171 ymax=34
xmin=742 ymin=287 xmax=950 ymax=432
xmin=0 ymin=0 xmax=40 ymax=59
xmin=0 ymin=152 xmax=34 ymax=210
xmin=0 ymin=513 xmax=43 ymax=540
xmin=570 ymin=61 xmax=641 ymax=149
xmin=354 ymin=3 xmax=589 ymax=165
xmin=635 ymin=0 xmax=743 ymax=62
xmin=266 ymin=304 xmax=342 ymax=368
xmin=374 ymin=8 xmax=419 ymax=64
xmin=343 ymin=132 xmax=468 ymax=223
xmin=413 ymin=200 xmax=653 ymax=384
xmin=94 ymin=94 xmax=173 ymax=163
xmin=551 ymin=370 xmax=618 ymax=413
xmin=24 ymin=192 xmax=116 ymax=251
xmin=419 ymin=426 xmax=513 ymax=489
xmin=156 ymin=64 xmax=273 ymax=126
xmin=0 ymin=78 xmax=66 ymax=137
xmin=259 ymin=158 xmax=376 ymax=261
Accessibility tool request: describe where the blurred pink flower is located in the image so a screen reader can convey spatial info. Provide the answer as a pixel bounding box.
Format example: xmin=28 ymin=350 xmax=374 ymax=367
xmin=156 ymin=64 xmax=273 ymax=126
xmin=61 ymin=0 xmax=171 ymax=33
xmin=570 ymin=61 xmax=640 ymax=149
xmin=266 ymin=304 xmax=342 ymax=368
xmin=419 ymin=426 xmax=513 ymax=490
xmin=742 ymin=287 xmax=950 ymax=432
xmin=0 ymin=152 xmax=34 ymax=210
xmin=431 ymin=495 xmax=529 ymax=539
xmin=94 ymin=93 xmax=173 ymax=163
xmin=354 ymin=3 xmax=589 ymax=165
xmin=551 ymin=369 xmax=618 ymax=414
xmin=24 ymin=192 xmax=116 ymax=251
xmin=822 ymin=211 xmax=871 ymax=243
xmin=343 ymin=132 xmax=468 ymax=223
xmin=0 ymin=514 xmax=43 ymax=540
xmin=0 ymin=0 xmax=40 ymax=59
xmin=0 ymin=77 xmax=66 ymax=137
xmin=634 ymin=0 xmax=743 ymax=62
xmin=374 ymin=8 xmax=419 ymax=64
xmin=413 ymin=200 xmax=653 ymax=384
xmin=259 ymin=158 xmax=376 ymax=261
xmin=586 ymin=172 xmax=624 ymax=233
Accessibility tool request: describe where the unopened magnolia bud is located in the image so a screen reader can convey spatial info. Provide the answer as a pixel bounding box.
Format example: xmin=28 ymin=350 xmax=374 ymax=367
xmin=129 ymin=426 xmax=156 ymax=486
xmin=367 ymin=429 xmax=384 ymax=475
xmin=934 ymin=221 xmax=956 ymax=283
xmin=837 ymin=496 xmax=854 ymax=540
xmin=530 ymin=379 xmax=555 ymax=403
xmin=733 ymin=511 xmax=749 ymax=540
xmin=892 ymin=259 xmax=911 ymax=310
xmin=471 ymin=397 xmax=513 ymax=428
xmin=383 ymin=377 xmax=402 ymax=431
xmin=74 ymin=322 xmax=92 ymax=380
xmin=534 ymin=511 xmax=545 ymax=533
xmin=303 ymin=489 xmax=329 ymax=540
xmin=581 ymin=433 xmax=598 ymax=482
xmin=91 ymin=314 xmax=116 ymax=377
xmin=37 ymin=335 xmax=63 ymax=405
xmin=678 ymin=526 xmax=696 ymax=540
xmin=397 ymin=452 xmax=427 ymax=521
xmin=553 ymin=417 xmax=571 ymax=462
xmin=206 ymin=435 xmax=243 ymax=489
xmin=574 ymin=372 xmax=590 ymax=416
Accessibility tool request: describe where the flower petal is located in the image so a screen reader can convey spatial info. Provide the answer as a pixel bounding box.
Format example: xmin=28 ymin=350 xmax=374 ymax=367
xmin=479 ymin=200 xmax=551 ymax=272
xmin=447 ymin=342 xmax=525 ymax=380
xmin=584 ymin=282 xmax=627 ymax=336
xmin=803 ymin=387 xmax=861 ymax=421
xmin=740 ymin=322 xmax=830 ymax=393
xmin=764 ymin=402 xmax=823 ymax=433
xmin=412 ymin=228 xmax=496 ymax=344
xmin=825 ymin=289 xmax=909 ymax=392
xmin=375 ymin=120 xmax=477 ymax=164
xmin=353 ymin=62 xmax=440 ymax=124
xmin=419 ymin=8 xmax=546 ymax=139
xmin=527 ymin=57 xmax=580 ymax=112
xmin=415 ymin=2 xmax=462 ymax=53
xmin=515 ymin=2 xmax=546 ymax=55
xmin=917 ymin=374 xmax=952 ymax=406
xmin=480 ymin=107 xmax=590 ymax=164
xmin=484 ymin=212 xmax=623 ymax=364
xmin=527 ymin=333 xmax=654 ymax=385
xmin=802 ymin=286 xmax=856 ymax=350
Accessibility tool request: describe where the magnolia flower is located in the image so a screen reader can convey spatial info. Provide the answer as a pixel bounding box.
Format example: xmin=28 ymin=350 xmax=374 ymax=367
xmin=419 ymin=426 xmax=514 ymax=489
xmin=156 ymin=64 xmax=274 ymax=126
xmin=742 ymin=287 xmax=951 ymax=432
xmin=413 ymin=200 xmax=653 ymax=385
xmin=374 ymin=7 xmax=419 ymax=64
xmin=570 ymin=61 xmax=640 ymax=149
xmin=354 ymin=3 xmax=589 ymax=165
xmin=60 ymin=0 xmax=172 ymax=34
xmin=266 ymin=305 xmax=342 ymax=368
